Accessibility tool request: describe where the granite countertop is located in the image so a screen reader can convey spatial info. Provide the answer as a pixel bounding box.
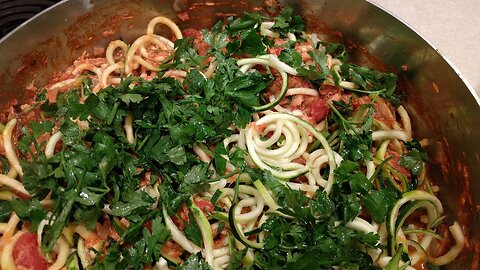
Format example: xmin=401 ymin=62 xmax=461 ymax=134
xmin=369 ymin=0 xmax=480 ymax=98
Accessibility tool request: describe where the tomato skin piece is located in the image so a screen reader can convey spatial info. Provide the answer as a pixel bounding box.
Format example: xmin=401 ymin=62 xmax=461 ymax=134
xmin=12 ymin=232 xmax=49 ymax=270
xmin=161 ymin=239 xmax=184 ymax=261
xmin=308 ymin=98 xmax=330 ymax=123
xmin=193 ymin=197 xmax=214 ymax=214
xmin=386 ymin=150 xmax=412 ymax=179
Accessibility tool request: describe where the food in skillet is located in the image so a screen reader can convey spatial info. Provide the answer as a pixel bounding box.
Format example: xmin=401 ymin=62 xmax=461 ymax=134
xmin=0 ymin=7 xmax=465 ymax=270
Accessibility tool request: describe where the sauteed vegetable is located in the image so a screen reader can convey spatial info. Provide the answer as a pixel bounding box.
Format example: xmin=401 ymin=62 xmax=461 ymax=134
xmin=0 ymin=7 xmax=464 ymax=270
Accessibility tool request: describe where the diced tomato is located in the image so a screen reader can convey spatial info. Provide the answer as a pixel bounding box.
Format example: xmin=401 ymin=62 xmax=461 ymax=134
xmin=182 ymin=28 xmax=210 ymax=56
xmin=373 ymin=98 xmax=397 ymax=127
xmin=288 ymin=76 xmax=315 ymax=89
xmin=13 ymin=232 xmax=50 ymax=270
xmin=290 ymin=84 xmax=342 ymax=124
xmin=307 ymin=98 xmax=330 ymax=123
xmin=162 ymin=240 xmax=184 ymax=261
xmin=265 ymin=77 xmax=283 ymax=98
xmin=319 ymin=84 xmax=341 ymax=97
xmin=45 ymin=89 xmax=59 ymax=103
xmin=292 ymin=157 xmax=307 ymax=165
xmin=96 ymin=219 xmax=120 ymax=241
xmin=139 ymin=171 xmax=151 ymax=187
xmin=248 ymin=123 xmax=267 ymax=133
xmin=350 ymin=95 xmax=372 ymax=109
xmin=295 ymin=43 xmax=314 ymax=62
xmin=83 ymin=231 xmax=102 ymax=250
xmin=268 ymin=46 xmax=283 ymax=56
xmin=171 ymin=198 xmax=213 ymax=230
xmin=182 ymin=28 xmax=202 ymax=39
xmin=144 ymin=220 xmax=153 ymax=232
xmin=195 ymin=42 xmax=210 ymax=56
xmin=214 ymin=230 xmax=228 ymax=249
xmin=194 ymin=197 xmax=214 ymax=214
xmin=172 ymin=204 xmax=190 ymax=230
xmin=96 ymin=221 xmax=110 ymax=240
xmin=12 ymin=190 xmax=31 ymax=200
xmin=268 ymin=38 xmax=289 ymax=55
xmin=170 ymin=216 xmax=183 ymax=230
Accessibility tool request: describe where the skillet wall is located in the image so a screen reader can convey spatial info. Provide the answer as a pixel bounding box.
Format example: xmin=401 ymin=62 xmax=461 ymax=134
xmin=0 ymin=0 xmax=478 ymax=268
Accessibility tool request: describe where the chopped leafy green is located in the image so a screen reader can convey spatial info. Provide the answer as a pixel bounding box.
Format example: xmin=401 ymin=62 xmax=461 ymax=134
xmin=202 ymin=21 xmax=229 ymax=53
xmin=332 ymin=160 xmax=372 ymax=222
xmin=364 ymin=189 xmax=399 ymax=223
xmin=252 ymin=168 xmax=380 ymax=269
xmin=2 ymin=6 xmax=432 ymax=270
xmin=331 ymin=99 xmax=353 ymax=118
xmin=120 ymin=93 xmax=143 ymax=104
xmin=257 ymin=212 xmax=379 ymax=269
xmin=30 ymin=121 xmax=55 ymax=138
xmin=180 ymin=163 xmax=212 ymax=194
xmin=224 ymin=71 xmax=272 ymax=108
xmin=227 ymin=12 xmax=262 ymax=35
xmin=297 ymin=50 xmax=330 ymax=81
xmin=398 ymin=153 xmax=423 ymax=176
xmin=339 ymin=132 xmax=373 ymax=162
xmin=322 ymin=42 xmax=349 ymax=62
xmin=272 ymin=6 xmax=305 ymax=36
xmin=184 ymin=208 xmax=203 ymax=247
xmin=111 ymin=190 xmax=155 ymax=216
xmin=328 ymin=101 xmax=375 ymax=162
xmin=398 ymin=139 xmax=429 ymax=176
xmin=0 ymin=201 xmax=12 ymax=222
xmin=21 ymin=160 xmax=56 ymax=199
xmin=9 ymin=198 xmax=46 ymax=229
xmin=278 ymin=48 xmax=303 ymax=68
xmin=164 ymin=38 xmax=206 ymax=70
xmin=238 ymin=29 xmax=267 ymax=55
xmin=178 ymin=253 xmax=213 ymax=270
xmin=226 ymin=234 xmax=248 ymax=270
xmin=340 ymin=63 xmax=398 ymax=103
xmin=213 ymin=143 xmax=228 ymax=176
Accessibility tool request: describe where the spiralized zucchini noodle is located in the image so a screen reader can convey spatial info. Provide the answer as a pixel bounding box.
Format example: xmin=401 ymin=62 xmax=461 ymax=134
xmin=0 ymin=7 xmax=465 ymax=270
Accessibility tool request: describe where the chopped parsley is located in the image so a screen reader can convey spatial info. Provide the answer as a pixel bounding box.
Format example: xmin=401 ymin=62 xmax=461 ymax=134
xmin=2 ymin=5 xmax=450 ymax=270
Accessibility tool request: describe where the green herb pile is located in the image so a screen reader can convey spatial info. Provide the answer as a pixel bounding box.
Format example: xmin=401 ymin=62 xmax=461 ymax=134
xmin=0 ymin=6 xmax=435 ymax=270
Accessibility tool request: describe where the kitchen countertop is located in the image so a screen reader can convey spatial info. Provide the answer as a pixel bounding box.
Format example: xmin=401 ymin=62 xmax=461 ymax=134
xmin=369 ymin=0 xmax=480 ymax=99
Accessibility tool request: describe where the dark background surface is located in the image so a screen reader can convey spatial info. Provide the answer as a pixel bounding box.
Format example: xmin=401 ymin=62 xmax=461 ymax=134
xmin=0 ymin=0 xmax=59 ymax=38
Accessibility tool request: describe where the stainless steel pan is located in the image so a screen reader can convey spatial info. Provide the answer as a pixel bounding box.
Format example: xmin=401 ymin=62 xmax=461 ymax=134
xmin=0 ymin=0 xmax=478 ymax=268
